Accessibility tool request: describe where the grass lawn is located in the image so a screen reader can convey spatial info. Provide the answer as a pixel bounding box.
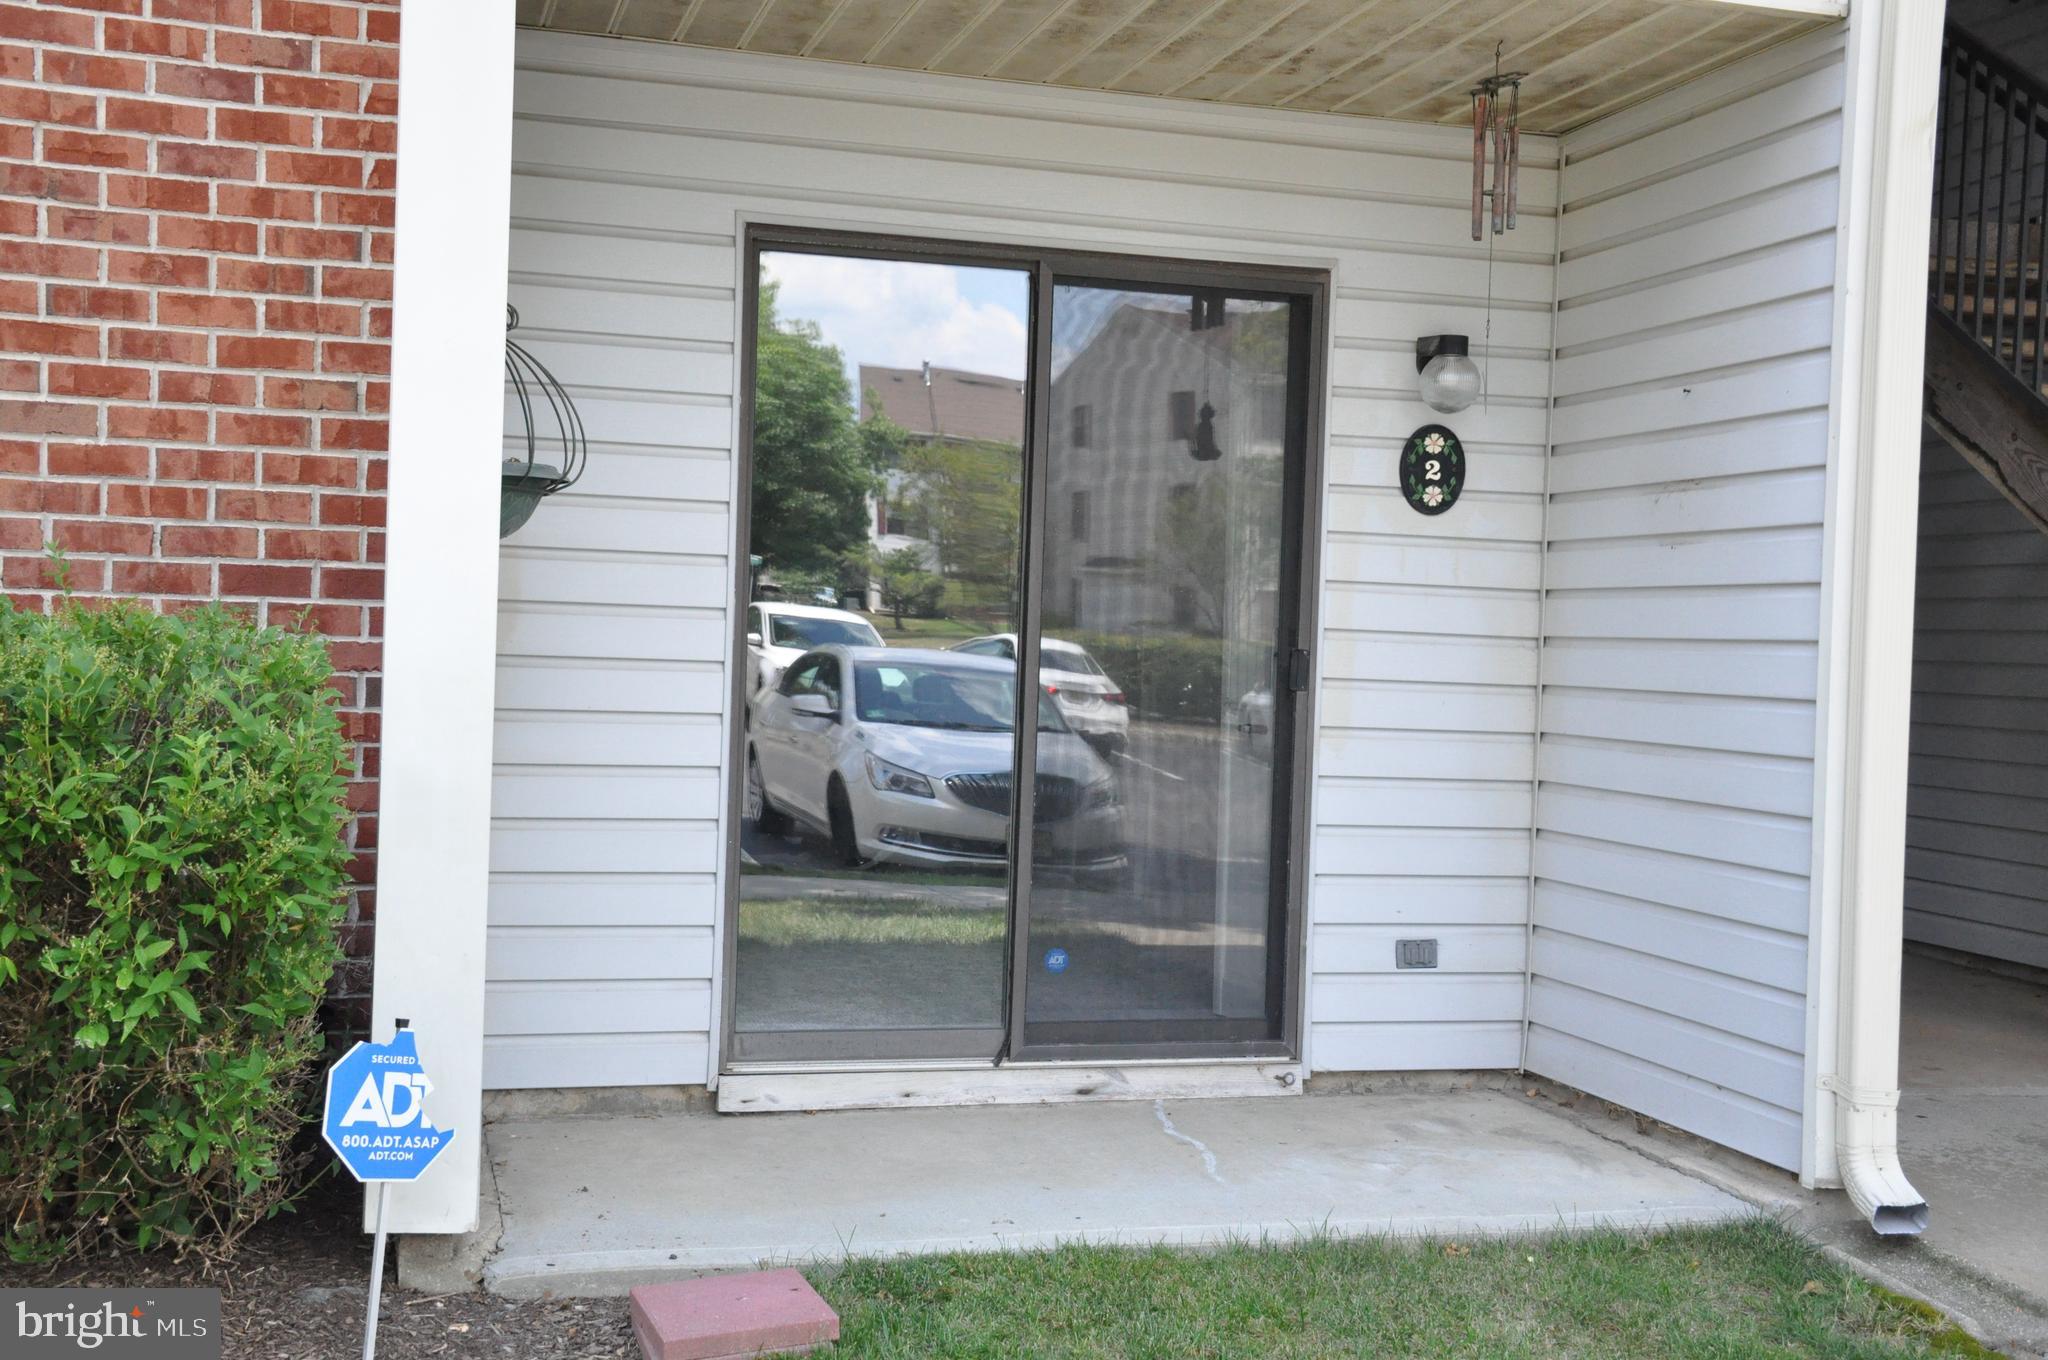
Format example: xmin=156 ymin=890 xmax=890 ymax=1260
xmin=861 ymin=612 xmax=986 ymax=644
xmin=809 ymin=1219 xmax=1993 ymax=1359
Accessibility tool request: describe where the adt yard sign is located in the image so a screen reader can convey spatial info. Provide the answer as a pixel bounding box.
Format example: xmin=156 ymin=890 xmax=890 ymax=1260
xmin=321 ymin=1025 xmax=455 ymax=1183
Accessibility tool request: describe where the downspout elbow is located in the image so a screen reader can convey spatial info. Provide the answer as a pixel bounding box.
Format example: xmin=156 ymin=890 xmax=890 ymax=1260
xmin=1832 ymin=1082 xmax=1929 ymax=1236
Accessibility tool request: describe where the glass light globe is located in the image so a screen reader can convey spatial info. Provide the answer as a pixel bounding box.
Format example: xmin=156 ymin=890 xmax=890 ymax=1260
xmin=1418 ymin=352 xmax=1481 ymax=414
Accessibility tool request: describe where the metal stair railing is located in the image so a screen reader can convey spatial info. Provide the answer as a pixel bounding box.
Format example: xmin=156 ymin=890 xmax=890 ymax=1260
xmin=1933 ymin=25 xmax=2048 ymax=395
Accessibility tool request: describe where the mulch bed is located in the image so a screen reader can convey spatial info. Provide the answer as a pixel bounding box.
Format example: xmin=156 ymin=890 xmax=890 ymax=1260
xmin=0 ymin=1178 xmax=638 ymax=1359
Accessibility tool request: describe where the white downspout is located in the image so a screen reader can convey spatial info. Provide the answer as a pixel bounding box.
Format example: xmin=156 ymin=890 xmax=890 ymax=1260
xmin=1823 ymin=0 xmax=1943 ymax=1239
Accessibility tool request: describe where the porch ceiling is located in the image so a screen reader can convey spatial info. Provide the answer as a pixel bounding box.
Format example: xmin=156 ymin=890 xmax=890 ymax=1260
xmin=514 ymin=0 xmax=1841 ymax=134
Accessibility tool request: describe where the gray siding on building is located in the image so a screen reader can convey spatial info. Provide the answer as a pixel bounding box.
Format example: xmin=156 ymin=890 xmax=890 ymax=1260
xmin=488 ymin=30 xmax=1560 ymax=1089
xmin=1526 ymin=30 xmax=1847 ymax=1171
xmin=1905 ymin=432 xmax=2048 ymax=969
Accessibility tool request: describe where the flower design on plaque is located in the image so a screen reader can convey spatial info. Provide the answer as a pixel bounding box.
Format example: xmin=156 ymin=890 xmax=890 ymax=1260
xmin=1402 ymin=423 xmax=1464 ymax=516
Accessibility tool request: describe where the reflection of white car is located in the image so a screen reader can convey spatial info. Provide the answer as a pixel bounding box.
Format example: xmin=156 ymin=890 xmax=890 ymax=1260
xmin=1232 ymin=681 xmax=1274 ymax=762
xmin=744 ymin=602 xmax=882 ymax=704
xmin=745 ymin=645 xmax=1124 ymax=871
xmin=950 ymin=634 xmax=1128 ymax=753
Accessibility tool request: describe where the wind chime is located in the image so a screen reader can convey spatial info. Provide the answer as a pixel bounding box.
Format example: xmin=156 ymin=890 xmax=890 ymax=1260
xmin=1186 ymin=287 xmax=1224 ymax=462
xmin=1470 ymin=59 xmax=1524 ymax=241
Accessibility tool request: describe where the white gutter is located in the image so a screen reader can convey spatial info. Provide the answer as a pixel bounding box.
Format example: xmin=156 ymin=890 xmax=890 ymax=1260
xmin=1815 ymin=0 xmax=1942 ymax=1238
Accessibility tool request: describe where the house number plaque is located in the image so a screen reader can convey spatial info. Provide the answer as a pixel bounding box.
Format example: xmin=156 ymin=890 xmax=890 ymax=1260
xmin=1402 ymin=424 xmax=1464 ymax=516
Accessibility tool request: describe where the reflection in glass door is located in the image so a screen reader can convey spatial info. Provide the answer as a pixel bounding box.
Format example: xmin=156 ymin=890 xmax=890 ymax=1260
xmin=1018 ymin=281 xmax=1307 ymax=1053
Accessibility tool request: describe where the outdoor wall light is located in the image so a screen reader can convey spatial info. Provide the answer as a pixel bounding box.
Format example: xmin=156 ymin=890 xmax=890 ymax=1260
xmin=1415 ymin=334 xmax=1481 ymax=414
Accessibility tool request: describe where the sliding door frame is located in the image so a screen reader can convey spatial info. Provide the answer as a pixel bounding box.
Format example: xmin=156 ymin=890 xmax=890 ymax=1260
xmin=721 ymin=224 xmax=1327 ymax=1074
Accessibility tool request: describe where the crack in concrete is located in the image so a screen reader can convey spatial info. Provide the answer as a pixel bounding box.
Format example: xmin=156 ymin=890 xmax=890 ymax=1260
xmin=1154 ymin=1099 xmax=1226 ymax=1185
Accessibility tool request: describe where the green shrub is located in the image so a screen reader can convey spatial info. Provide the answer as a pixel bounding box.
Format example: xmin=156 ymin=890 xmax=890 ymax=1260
xmin=1067 ymin=631 xmax=1270 ymax=722
xmin=0 ymin=599 xmax=351 ymax=1260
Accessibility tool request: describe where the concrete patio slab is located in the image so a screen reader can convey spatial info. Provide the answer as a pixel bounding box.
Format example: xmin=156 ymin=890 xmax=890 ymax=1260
xmin=481 ymin=1086 xmax=1752 ymax=1297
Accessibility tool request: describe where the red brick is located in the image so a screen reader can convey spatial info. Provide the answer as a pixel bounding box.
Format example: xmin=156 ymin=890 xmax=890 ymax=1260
xmin=320 ymin=41 xmax=395 ymax=79
xmin=156 ymin=62 xmax=256 ymax=102
xmin=0 ymin=280 xmax=35 ymax=313
xmin=0 ymin=516 xmax=41 ymax=549
xmin=111 ymin=559 xmax=211 ymax=594
xmin=339 ymin=709 xmax=378 ymax=742
xmin=218 ymin=561 xmax=309 ymax=595
xmin=363 ymin=82 xmax=395 ymax=118
xmin=319 ymin=417 xmax=385 ymax=451
xmin=218 ymin=334 xmax=314 ymax=369
xmin=157 ymin=142 xmax=259 ymax=180
xmin=155 ymin=0 xmax=252 ymax=23
xmin=43 ymin=51 xmax=149 ymax=91
xmin=218 ymin=29 xmax=309 ymax=68
xmin=320 ymin=565 xmax=380 ymax=598
xmin=109 ymin=251 xmax=210 ymax=287
xmin=5 ymin=554 xmax=106 ymax=591
xmin=47 ymin=443 xmax=146 ymax=477
xmin=321 ymin=340 xmax=386 ymax=374
xmin=0 ymin=124 xmax=27 ymax=161
xmin=155 ymin=447 xmax=255 ymax=483
xmin=0 ymin=4 xmax=97 ymax=45
xmin=107 ymin=405 xmax=205 ymax=441
xmin=260 ymin=451 xmax=354 ymax=486
xmin=106 ymin=97 xmax=210 ymax=138
xmin=162 ymin=524 xmax=258 ymax=557
xmin=0 ymin=162 xmax=102 ymax=206
xmin=0 ymin=83 xmax=99 ymax=127
xmin=261 ymin=0 xmax=357 ymax=38
xmin=319 ymin=266 xmax=389 ymax=301
xmin=48 ymin=207 xmax=151 ymax=245
xmin=317 ymin=491 xmax=383 ymax=526
xmin=217 ymin=411 xmax=309 ymax=446
xmin=0 ymin=401 xmax=96 ymax=436
xmin=160 ymin=292 xmax=257 ymax=329
xmin=43 ymin=131 xmax=149 ymax=172
xmin=265 ymin=526 xmax=355 ymax=560
xmin=0 ymin=318 xmax=100 ymax=356
xmin=157 ymin=215 xmax=260 ymax=254
xmin=266 ymin=149 xmax=362 ymax=188
xmin=218 ymin=487 xmax=310 ymax=521
xmin=219 ymin=259 xmax=311 ymax=294
xmin=266 ymin=224 xmax=360 ymax=260
xmin=321 ymin=116 xmax=395 ymax=154
xmin=112 ymin=327 xmax=206 ymax=363
xmin=158 ymin=372 xmax=255 ymax=406
xmin=265 ymin=298 xmax=359 ymax=336
xmin=266 ymin=375 xmax=357 ymax=409
xmin=53 ymin=518 xmax=152 ymax=555
xmin=105 ymin=483 xmax=208 ymax=519
xmin=0 ymin=359 xmax=37 ymax=391
xmin=262 ymin=72 xmax=356 ymax=111
xmin=219 ymin=183 xmax=314 ymax=220
xmin=363 ymin=381 xmax=388 ymax=414
xmin=47 ymin=287 xmax=152 ymax=322
xmin=0 ymin=42 xmax=25 ymax=80
xmin=322 ymin=192 xmax=392 ymax=228
xmin=109 ymin=174 xmax=212 ymax=214
xmin=294 ymin=599 xmax=362 ymax=634
xmin=0 ymin=238 xmax=98 ymax=278
xmin=365 ymin=7 xmax=396 ymax=43
xmin=50 ymin=364 xmax=150 ymax=400
xmin=0 ymin=440 xmax=34 ymax=474
xmin=328 ymin=640 xmax=379 ymax=670
xmin=0 ymin=478 xmax=97 ymax=513
xmin=106 ymin=17 xmax=209 ymax=58
xmin=216 ymin=107 xmax=315 ymax=146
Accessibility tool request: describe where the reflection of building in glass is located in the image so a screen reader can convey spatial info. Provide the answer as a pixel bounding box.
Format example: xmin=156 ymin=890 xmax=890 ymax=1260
xmin=858 ymin=364 xmax=1025 ymax=622
xmin=1046 ymin=302 xmax=1288 ymax=639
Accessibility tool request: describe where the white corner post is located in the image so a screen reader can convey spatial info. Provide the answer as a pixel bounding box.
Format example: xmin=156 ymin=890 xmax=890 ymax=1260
xmin=1808 ymin=0 xmax=1942 ymax=1234
xmin=366 ymin=4 xmax=517 ymax=1233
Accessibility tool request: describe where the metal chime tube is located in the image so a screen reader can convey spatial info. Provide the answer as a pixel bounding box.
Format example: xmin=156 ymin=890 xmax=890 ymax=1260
xmin=1491 ymin=92 xmax=1507 ymax=235
xmin=1506 ymin=83 xmax=1520 ymax=230
xmin=1471 ymin=91 xmax=1489 ymax=241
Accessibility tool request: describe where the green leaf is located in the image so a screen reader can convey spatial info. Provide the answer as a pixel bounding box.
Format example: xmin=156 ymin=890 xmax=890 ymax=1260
xmin=75 ymin=1023 xmax=109 ymax=1049
xmin=167 ymin=988 xmax=202 ymax=1025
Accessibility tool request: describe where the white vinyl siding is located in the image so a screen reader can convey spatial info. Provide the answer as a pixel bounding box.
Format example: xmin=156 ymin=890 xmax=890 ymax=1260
xmin=1526 ymin=30 xmax=1847 ymax=1171
xmin=1905 ymin=431 xmax=2048 ymax=969
xmin=488 ymin=30 xmax=1559 ymax=1088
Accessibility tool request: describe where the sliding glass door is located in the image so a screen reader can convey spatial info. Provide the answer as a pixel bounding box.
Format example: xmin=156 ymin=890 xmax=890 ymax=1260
xmin=725 ymin=231 xmax=1319 ymax=1068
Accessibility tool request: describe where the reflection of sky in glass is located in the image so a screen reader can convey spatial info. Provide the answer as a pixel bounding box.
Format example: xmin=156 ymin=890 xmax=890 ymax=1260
xmin=1050 ymin=287 xmax=1180 ymax=380
xmin=761 ymin=252 xmax=1030 ymax=401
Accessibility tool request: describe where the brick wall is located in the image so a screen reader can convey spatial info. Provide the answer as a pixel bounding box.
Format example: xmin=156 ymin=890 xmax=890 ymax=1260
xmin=0 ymin=0 xmax=397 ymax=1036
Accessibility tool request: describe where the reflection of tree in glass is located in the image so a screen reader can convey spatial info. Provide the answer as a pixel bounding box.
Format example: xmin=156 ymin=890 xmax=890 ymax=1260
xmin=876 ymin=544 xmax=942 ymax=628
xmin=749 ymin=278 xmax=885 ymax=580
xmin=1153 ymin=454 xmax=1283 ymax=638
xmin=893 ymin=437 xmax=1022 ymax=629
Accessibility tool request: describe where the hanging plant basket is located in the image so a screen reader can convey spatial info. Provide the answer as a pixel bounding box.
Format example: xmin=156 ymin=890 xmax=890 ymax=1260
xmin=502 ymin=303 xmax=587 ymax=538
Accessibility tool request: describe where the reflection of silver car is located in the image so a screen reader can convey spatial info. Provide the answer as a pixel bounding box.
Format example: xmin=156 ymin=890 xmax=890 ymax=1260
xmin=744 ymin=602 xmax=882 ymax=705
xmin=1232 ymin=681 xmax=1274 ymax=762
xmin=950 ymin=634 xmax=1129 ymax=753
xmin=745 ymin=646 xmax=1124 ymax=870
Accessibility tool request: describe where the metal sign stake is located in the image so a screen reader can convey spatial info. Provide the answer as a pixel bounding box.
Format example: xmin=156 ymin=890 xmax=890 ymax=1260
xmin=362 ymin=1178 xmax=390 ymax=1360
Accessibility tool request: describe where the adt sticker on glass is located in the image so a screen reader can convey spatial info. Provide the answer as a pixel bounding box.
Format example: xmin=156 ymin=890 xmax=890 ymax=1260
xmin=1044 ymin=947 xmax=1069 ymax=973
xmin=321 ymin=1027 xmax=456 ymax=1183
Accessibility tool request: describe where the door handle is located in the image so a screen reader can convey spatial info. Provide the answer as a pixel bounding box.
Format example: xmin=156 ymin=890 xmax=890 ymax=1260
xmin=1286 ymin=648 xmax=1311 ymax=692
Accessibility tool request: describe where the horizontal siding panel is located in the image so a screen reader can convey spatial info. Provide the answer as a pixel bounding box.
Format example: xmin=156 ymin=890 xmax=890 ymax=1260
xmin=1539 ymin=638 xmax=1818 ymax=701
xmin=486 ymin=980 xmax=713 ymax=1035
xmin=487 ymin=874 xmax=719 ymax=927
xmin=1314 ymin=829 xmax=1531 ymax=878
xmin=493 ymin=714 xmax=723 ymax=768
xmin=1314 ymin=974 xmax=1525 ymax=1024
xmin=1310 ymin=876 xmax=1530 ymax=926
xmin=1540 ymin=737 xmax=1814 ymax=817
xmin=1320 ymin=633 xmax=1538 ymax=687
xmin=1314 ymin=924 xmax=1525 ymax=975
xmin=484 ymin=1033 xmax=711 ymax=1089
xmin=1529 ymin=932 xmax=1802 ymax=1052
xmin=487 ymin=926 xmax=716 ymax=982
xmin=1535 ymin=834 xmax=1810 ymax=935
xmin=1309 ymin=1022 xmax=1523 ymax=1072
xmin=1528 ymin=979 xmax=1802 ymax=1111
